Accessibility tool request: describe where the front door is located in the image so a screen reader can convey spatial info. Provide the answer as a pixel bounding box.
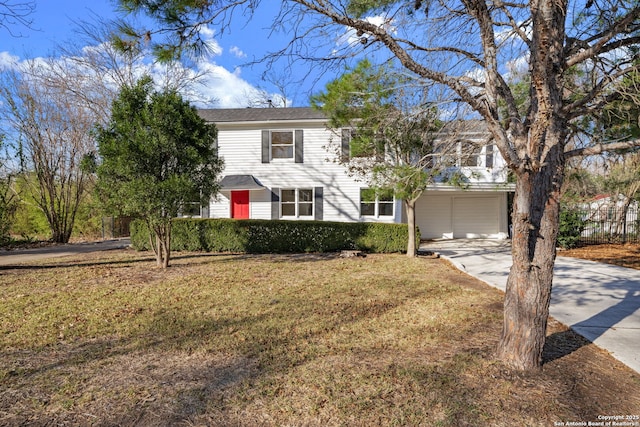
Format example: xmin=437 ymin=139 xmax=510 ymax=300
xmin=231 ymin=190 xmax=250 ymax=219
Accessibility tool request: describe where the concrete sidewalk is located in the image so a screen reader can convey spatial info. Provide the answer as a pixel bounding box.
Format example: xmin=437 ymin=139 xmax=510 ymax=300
xmin=0 ymin=238 xmax=131 ymax=266
xmin=421 ymin=239 xmax=640 ymax=373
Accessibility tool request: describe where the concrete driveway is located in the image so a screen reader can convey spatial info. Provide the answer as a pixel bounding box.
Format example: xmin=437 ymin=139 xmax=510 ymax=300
xmin=0 ymin=238 xmax=131 ymax=266
xmin=421 ymin=239 xmax=640 ymax=373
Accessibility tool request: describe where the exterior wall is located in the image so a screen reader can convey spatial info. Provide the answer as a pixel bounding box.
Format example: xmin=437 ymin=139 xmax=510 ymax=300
xmin=209 ymin=120 xmax=398 ymax=223
xmin=204 ymin=109 xmax=513 ymax=240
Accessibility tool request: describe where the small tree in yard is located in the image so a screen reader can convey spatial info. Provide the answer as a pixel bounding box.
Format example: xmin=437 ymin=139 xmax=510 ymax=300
xmin=96 ymin=77 xmax=222 ymax=268
xmin=312 ymin=60 xmax=451 ymax=257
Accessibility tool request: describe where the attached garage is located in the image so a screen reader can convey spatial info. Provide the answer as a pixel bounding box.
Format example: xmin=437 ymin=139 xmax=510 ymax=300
xmin=416 ymin=191 xmax=510 ymax=240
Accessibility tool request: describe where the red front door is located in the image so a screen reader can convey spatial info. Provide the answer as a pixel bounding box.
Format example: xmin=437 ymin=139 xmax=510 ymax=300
xmin=231 ymin=190 xmax=250 ymax=219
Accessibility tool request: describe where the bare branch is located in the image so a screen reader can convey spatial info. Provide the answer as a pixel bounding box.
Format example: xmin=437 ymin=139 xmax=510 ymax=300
xmin=566 ymin=8 xmax=640 ymax=68
xmin=565 ymin=139 xmax=640 ymax=158
xmin=0 ymin=0 xmax=35 ymax=37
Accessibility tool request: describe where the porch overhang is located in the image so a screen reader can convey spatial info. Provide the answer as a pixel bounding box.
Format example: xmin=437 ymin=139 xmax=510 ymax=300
xmin=219 ymin=175 xmax=265 ymax=191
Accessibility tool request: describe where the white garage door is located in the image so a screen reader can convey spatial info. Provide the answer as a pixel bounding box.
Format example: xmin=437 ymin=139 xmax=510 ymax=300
xmin=415 ymin=195 xmax=451 ymax=239
xmin=453 ymin=197 xmax=500 ymax=238
xmin=416 ymin=194 xmax=503 ymax=239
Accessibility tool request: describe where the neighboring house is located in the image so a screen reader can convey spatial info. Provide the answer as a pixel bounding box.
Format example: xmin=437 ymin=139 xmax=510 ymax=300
xmin=579 ymin=194 xmax=639 ymax=238
xmin=197 ymin=107 xmax=514 ymax=240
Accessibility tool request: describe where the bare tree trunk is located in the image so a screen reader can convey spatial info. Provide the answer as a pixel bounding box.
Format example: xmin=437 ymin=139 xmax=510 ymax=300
xmin=155 ymin=230 xmax=163 ymax=268
xmin=152 ymin=222 xmax=172 ymax=268
xmin=497 ymin=139 xmax=565 ymax=370
xmin=405 ymin=199 xmax=417 ymax=257
xmin=161 ymin=221 xmax=171 ymax=268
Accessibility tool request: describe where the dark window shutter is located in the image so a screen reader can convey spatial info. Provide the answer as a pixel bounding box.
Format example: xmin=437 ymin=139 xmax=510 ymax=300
xmin=295 ymin=130 xmax=304 ymax=163
xmin=485 ymin=144 xmax=494 ymax=168
xmin=341 ymin=128 xmax=351 ymax=161
xmin=262 ymin=130 xmax=270 ymax=163
xmin=314 ymin=187 xmax=323 ymax=220
xmin=271 ymin=187 xmax=280 ymax=219
xmin=375 ymin=139 xmax=385 ymax=162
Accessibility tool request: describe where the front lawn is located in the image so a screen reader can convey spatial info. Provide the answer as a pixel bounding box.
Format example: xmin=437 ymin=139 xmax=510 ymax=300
xmin=0 ymin=251 xmax=638 ymax=426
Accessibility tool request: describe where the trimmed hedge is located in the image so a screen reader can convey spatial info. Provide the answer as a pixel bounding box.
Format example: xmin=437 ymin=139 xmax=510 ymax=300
xmin=130 ymin=218 xmax=415 ymax=254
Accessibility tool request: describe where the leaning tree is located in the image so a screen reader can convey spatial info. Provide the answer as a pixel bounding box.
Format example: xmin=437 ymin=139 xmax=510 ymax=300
xmin=117 ymin=0 xmax=640 ymax=371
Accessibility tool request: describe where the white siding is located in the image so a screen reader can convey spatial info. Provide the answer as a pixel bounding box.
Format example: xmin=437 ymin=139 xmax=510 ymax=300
xmin=206 ymin=111 xmax=511 ymax=240
xmin=209 ymin=122 xmax=385 ymax=223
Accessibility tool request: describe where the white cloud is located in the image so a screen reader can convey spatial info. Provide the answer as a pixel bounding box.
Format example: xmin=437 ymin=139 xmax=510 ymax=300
xmin=506 ymin=54 xmax=529 ymax=78
xmin=3 ymin=36 xmax=270 ymax=111
xmin=339 ymin=14 xmax=396 ymax=47
xmin=0 ymin=51 xmax=20 ymax=69
xmin=192 ymin=63 xmax=265 ymax=108
xmin=229 ymin=46 xmax=246 ymax=58
xmin=199 ymin=25 xmax=215 ymax=40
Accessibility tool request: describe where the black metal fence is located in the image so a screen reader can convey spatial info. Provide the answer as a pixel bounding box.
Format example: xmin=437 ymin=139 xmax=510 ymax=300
xmin=578 ymin=205 xmax=639 ymax=244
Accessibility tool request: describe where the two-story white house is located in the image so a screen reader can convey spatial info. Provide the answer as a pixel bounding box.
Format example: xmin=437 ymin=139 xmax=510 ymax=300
xmin=197 ymin=107 xmax=513 ymax=240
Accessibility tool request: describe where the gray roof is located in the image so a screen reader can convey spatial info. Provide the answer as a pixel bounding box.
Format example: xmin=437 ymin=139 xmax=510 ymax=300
xmin=198 ymin=107 xmax=326 ymax=123
xmin=219 ymin=175 xmax=265 ymax=190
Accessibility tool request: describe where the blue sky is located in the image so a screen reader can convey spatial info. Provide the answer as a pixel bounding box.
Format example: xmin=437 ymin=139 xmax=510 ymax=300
xmin=0 ymin=1 xmax=332 ymax=108
xmin=2 ymin=1 xmax=116 ymax=56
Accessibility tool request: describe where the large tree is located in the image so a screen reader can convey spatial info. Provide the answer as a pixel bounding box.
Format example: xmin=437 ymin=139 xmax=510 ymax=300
xmin=311 ymin=59 xmax=454 ymax=257
xmin=0 ymin=60 xmax=99 ymax=243
xmin=118 ymin=0 xmax=640 ymax=370
xmin=96 ymin=77 xmax=223 ymax=268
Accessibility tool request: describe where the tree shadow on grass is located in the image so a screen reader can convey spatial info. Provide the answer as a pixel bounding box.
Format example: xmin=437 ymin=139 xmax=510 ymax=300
xmin=0 ymin=251 xmax=348 ymax=273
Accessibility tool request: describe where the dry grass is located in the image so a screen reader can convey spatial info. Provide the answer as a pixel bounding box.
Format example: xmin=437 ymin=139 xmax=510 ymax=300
xmin=0 ymin=250 xmax=639 ymax=426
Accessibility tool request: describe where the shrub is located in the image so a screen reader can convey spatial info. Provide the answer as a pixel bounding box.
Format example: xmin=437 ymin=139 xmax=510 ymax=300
xmin=130 ymin=218 xmax=412 ymax=254
xmin=557 ymin=208 xmax=586 ymax=249
xmin=130 ymin=220 xmax=151 ymax=250
xmin=171 ymin=219 xmax=203 ymax=251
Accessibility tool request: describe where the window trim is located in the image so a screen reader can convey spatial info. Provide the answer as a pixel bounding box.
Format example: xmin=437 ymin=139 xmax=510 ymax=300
xmin=360 ymin=188 xmax=394 ymax=218
xmin=280 ymin=188 xmax=315 ymax=219
xmin=270 ymin=129 xmax=295 ymax=160
xmin=434 ymin=141 xmax=495 ymax=169
xmin=180 ymin=201 xmax=202 ymax=218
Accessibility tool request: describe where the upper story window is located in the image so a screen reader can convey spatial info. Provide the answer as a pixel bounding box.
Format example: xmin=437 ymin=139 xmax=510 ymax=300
xmin=360 ymin=188 xmax=394 ymax=218
xmin=341 ymin=128 xmax=384 ymax=160
xmin=433 ymin=140 xmax=495 ymax=169
xmin=461 ymin=144 xmax=483 ymax=167
xmin=461 ymin=143 xmax=494 ymax=168
xmin=262 ymin=130 xmax=303 ymax=163
xmin=271 ymin=130 xmax=294 ymax=159
xmin=281 ymin=188 xmax=314 ymax=218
